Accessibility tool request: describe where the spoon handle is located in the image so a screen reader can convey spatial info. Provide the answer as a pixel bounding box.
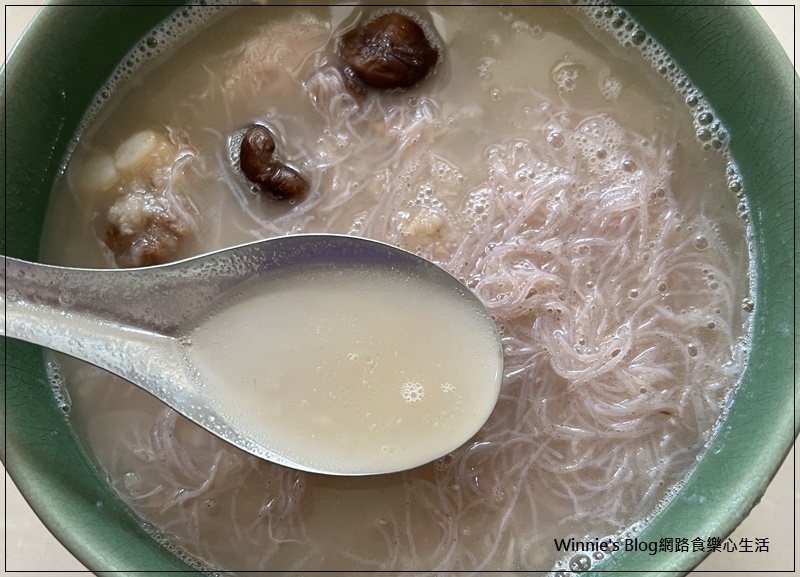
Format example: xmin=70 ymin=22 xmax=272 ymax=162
xmin=1 ymin=256 xmax=186 ymax=397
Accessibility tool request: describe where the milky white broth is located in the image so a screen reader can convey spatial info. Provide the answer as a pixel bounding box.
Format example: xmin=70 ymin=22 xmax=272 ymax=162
xmin=39 ymin=3 xmax=751 ymax=573
xmin=185 ymin=262 xmax=503 ymax=475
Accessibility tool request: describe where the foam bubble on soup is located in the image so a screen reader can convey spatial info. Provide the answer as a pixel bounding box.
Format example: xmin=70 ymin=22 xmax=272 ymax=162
xmin=40 ymin=4 xmax=752 ymax=572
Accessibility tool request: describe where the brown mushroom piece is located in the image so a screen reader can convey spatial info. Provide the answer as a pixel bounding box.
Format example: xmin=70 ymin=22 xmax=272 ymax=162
xmin=238 ymin=124 xmax=309 ymax=202
xmin=262 ymin=161 xmax=308 ymax=202
xmin=339 ymin=13 xmax=439 ymax=90
xmin=240 ymin=124 xmax=277 ymax=182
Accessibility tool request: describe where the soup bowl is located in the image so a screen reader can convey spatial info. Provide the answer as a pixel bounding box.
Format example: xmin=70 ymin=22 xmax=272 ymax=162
xmin=2 ymin=1 xmax=796 ymax=574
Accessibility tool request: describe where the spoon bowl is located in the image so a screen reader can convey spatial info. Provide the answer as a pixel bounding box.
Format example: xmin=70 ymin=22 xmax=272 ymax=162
xmin=2 ymin=234 xmax=503 ymax=476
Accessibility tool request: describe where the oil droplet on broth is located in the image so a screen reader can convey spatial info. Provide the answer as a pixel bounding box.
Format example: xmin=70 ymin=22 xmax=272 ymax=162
xmin=185 ymin=263 xmax=502 ymax=474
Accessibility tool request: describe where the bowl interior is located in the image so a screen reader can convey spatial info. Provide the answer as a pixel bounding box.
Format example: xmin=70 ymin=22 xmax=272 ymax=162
xmin=2 ymin=1 xmax=796 ymax=574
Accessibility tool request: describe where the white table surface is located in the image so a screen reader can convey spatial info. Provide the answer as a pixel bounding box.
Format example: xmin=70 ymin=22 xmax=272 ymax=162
xmin=2 ymin=2 xmax=796 ymax=574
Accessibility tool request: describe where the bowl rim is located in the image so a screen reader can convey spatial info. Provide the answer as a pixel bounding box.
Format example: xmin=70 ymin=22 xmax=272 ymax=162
xmin=1 ymin=2 xmax=797 ymax=575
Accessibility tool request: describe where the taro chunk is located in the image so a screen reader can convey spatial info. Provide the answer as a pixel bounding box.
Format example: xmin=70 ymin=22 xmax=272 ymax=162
xmin=72 ymin=153 xmax=120 ymax=199
xmin=114 ymin=130 xmax=172 ymax=172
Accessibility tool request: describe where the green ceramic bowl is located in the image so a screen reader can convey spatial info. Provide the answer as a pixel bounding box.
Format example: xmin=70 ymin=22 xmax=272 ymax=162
xmin=2 ymin=2 xmax=795 ymax=574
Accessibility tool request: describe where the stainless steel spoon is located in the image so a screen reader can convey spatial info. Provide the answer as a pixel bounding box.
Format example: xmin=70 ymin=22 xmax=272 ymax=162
xmin=2 ymin=234 xmax=503 ymax=476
